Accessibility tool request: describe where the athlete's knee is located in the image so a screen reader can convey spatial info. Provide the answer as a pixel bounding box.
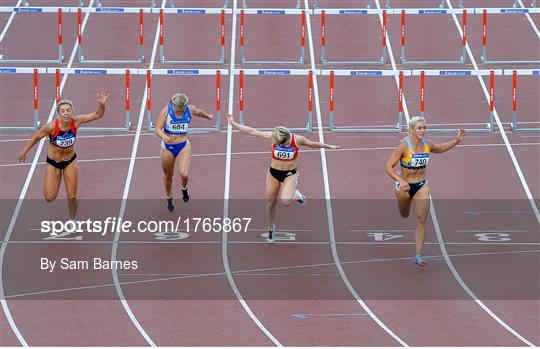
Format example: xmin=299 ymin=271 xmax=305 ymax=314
xmin=414 ymin=214 xmax=427 ymax=226
xmin=280 ymin=197 xmax=294 ymax=206
xmin=266 ymin=197 xmax=278 ymax=207
xmin=163 ymin=172 xmax=173 ymax=181
xmin=399 ymin=210 xmax=409 ymax=218
xmin=44 ymin=192 xmax=57 ymax=202
xmin=179 ymin=169 xmax=189 ymax=180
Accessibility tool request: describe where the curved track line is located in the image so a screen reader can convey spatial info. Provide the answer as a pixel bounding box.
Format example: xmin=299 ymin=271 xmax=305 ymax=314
xmin=0 ymin=1 xmax=97 ymax=346
xmin=304 ymin=0 xmax=408 ymax=346
xmin=221 ymin=0 xmax=282 ymax=346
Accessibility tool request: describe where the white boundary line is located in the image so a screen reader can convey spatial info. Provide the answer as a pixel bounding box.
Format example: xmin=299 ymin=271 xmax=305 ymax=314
xmin=0 ymin=0 xmax=22 ymax=43
xmin=304 ymin=0 xmax=408 ymax=346
xmin=221 ymin=0 xmax=282 ymax=346
xmin=0 ymin=1 xmax=97 ymax=346
xmin=517 ymin=0 xmax=540 ymax=38
xmin=107 ymin=0 xmax=171 ymax=346
xmin=447 ymin=0 xmax=540 ymax=224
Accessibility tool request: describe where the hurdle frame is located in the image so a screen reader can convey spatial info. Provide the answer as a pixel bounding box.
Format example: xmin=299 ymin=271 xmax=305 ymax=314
xmin=77 ymin=7 xmax=146 ymax=64
xmin=315 ymin=9 xmax=387 ymax=65
xmin=239 ymin=9 xmax=306 ymax=65
xmin=146 ymin=69 xmax=226 ymax=132
xmin=386 ymin=0 xmax=463 ymax=8
xmin=412 ymin=69 xmax=500 ymax=133
xmin=0 ymin=7 xmax=64 ymax=64
xmin=509 ymin=69 xmax=540 ymax=132
xmin=237 ymin=69 xmax=313 ymax=132
xmin=480 ymin=8 xmax=540 ymax=65
xmin=400 ymin=9 xmax=468 ymax=65
xmin=324 ymin=69 xmax=406 ymax=133
xmin=159 ymin=8 xmax=227 ymax=65
xmin=54 ymin=68 xmax=133 ymax=131
xmin=0 ymin=68 xmax=44 ymax=131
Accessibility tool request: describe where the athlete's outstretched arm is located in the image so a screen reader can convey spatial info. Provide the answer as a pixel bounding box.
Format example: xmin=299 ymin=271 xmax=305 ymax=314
xmin=295 ymin=135 xmax=340 ymax=149
xmin=190 ymin=104 xmax=215 ymax=121
xmin=429 ymin=128 xmax=466 ymax=153
xmin=75 ymin=89 xmax=110 ymax=126
xmin=227 ymin=114 xmax=272 ymax=139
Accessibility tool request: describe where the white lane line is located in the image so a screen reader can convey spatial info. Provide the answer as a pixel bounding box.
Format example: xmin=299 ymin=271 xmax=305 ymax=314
xmin=305 ymin=0 xmax=408 ymax=346
xmin=6 ymin=248 xmax=538 ymax=300
xmin=107 ymin=1 xmax=170 ymax=346
xmin=446 ymin=0 xmax=540 ymax=223
xmin=0 ymin=1 xmax=99 ymax=346
xmin=221 ymin=0 xmax=282 ymax=346
xmin=0 ymin=0 xmax=22 ymax=43
xmin=517 ymin=0 xmax=540 ymax=38
xmin=431 ymin=201 xmax=535 ymax=346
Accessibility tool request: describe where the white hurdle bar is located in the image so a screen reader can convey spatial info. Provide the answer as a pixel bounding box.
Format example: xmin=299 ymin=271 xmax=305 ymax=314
xmin=480 ymin=8 xmax=540 ymax=64
xmin=413 ymin=69 xmax=502 ymax=133
xmin=239 ymin=9 xmax=306 ymax=65
xmin=315 ymin=9 xmax=387 ymax=65
xmin=146 ymin=69 xmax=227 ymax=132
xmin=237 ymin=69 xmax=313 ymax=132
xmin=400 ymin=9 xmax=468 ymax=65
xmin=0 ymin=68 xmax=45 ymax=131
xmin=0 ymin=7 xmax=64 ymax=64
xmin=77 ymin=7 xmax=148 ymax=64
xmin=508 ymin=69 xmax=540 ymax=132
xmin=324 ymin=70 xmax=407 ymax=133
xmin=159 ymin=8 xmax=228 ymax=65
xmin=243 ymin=0 xmax=300 ymax=9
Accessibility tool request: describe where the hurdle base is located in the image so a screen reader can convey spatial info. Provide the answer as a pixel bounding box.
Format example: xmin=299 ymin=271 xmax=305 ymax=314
xmin=400 ymin=57 xmax=466 ymax=65
xmin=322 ymin=57 xmax=386 ymax=66
xmin=80 ymin=56 xmax=145 ymax=64
xmin=0 ymin=123 xmax=41 ymax=132
xmin=481 ymin=56 xmax=540 ymax=65
xmin=512 ymin=123 xmax=540 ymax=132
xmin=0 ymin=57 xmax=63 ymax=64
xmin=241 ymin=57 xmax=305 ymax=65
xmin=329 ymin=124 xmax=402 ymax=133
xmin=161 ymin=57 xmax=225 ymax=65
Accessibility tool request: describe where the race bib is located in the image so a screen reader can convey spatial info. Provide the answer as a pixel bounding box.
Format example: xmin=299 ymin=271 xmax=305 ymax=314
xmin=273 ymin=148 xmax=295 ymax=160
xmin=410 ymin=153 xmax=429 ymax=167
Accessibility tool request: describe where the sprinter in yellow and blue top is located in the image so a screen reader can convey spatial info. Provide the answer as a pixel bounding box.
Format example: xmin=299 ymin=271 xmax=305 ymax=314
xmin=385 ymin=116 xmax=466 ymax=267
xmin=155 ymin=93 xmax=215 ymax=212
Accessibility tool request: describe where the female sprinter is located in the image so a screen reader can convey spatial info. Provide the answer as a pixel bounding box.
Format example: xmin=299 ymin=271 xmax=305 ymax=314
xmin=227 ymin=113 xmax=339 ymax=242
xmin=18 ymin=89 xmax=111 ymax=220
xmin=155 ymin=93 xmax=215 ymax=212
xmin=385 ymin=116 xmax=466 ymax=267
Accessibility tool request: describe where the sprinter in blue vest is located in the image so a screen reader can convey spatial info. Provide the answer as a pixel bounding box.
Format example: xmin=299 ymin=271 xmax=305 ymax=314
xmin=154 ymin=93 xmax=215 ymax=212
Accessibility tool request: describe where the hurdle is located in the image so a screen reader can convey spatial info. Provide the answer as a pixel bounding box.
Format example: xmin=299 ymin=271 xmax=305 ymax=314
xmin=77 ymin=7 xmax=147 ymax=64
xmin=412 ymin=70 xmax=500 ymax=132
xmin=315 ymin=9 xmax=387 ymax=65
xmin=239 ymin=9 xmax=306 ymax=65
xmin=22 ymin=0 xmax=83 ymax=6
xmin=243 ymin=0 xmax=300 ymax=9
xmin=324 ymin=70 xmax=406 ymax=133
xmin=0 ymin=7 xmax=64 ymax=64
xmin=0 ymin=68 xmax=45 ymax=131
xmin=385 ymin=0 xmax=463 ymax=8
xmin=146 ymin=69 xmax=226 ymax=132
xmin=237 ymin=69 xmax=313 ymax=132
xmin=96 ymin=0 xmax=156 ymax=7
xmin=508 ymin=69 xmax=540 ymax=132
xmin=480 ymin=8 xmax=540 ymax=65
xmin=53 ymin=68 xmax=133 ymax=131
xmin=400 ymin=9 xmax=467 ymax=65
xmin=159 ymin=8 xmax=227 ymax=65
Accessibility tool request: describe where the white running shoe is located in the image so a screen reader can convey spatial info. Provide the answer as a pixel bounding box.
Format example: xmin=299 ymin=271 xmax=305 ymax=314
xmin=295 ymin=190 xmax=307 ymax=206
